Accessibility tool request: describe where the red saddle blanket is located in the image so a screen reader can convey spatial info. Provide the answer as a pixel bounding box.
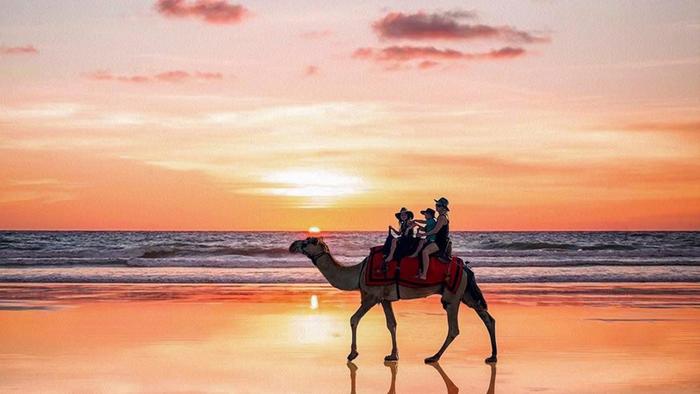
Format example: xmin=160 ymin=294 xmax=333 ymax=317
xmin=364 ymin=246 xmax=464 ymax=293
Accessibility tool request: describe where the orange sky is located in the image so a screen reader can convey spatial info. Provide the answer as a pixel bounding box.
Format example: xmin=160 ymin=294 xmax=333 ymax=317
xmin=1 ymin=1 xmax=699 ymax=230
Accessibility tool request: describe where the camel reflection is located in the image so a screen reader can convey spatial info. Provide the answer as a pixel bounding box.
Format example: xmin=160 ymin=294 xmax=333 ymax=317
xmin=348 ymin=361 xmax=358 ymax=394
xmin=429 ymin=362 xmax=458 ymax=394
xmin=347 ymin=360 xmax=496 ymax=393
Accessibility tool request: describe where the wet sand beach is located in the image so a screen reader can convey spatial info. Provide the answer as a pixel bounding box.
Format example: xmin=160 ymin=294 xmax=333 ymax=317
xmin=1 ymin=283 xmax=699 ymax=393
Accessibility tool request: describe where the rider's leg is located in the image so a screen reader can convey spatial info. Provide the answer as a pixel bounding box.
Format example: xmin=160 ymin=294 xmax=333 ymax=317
xmin=384 ymin=238 xmax=398 ymax=263
xmin=419 ymin=243 xmax=439 ymax=280
xmin=409 ymin=239 xmax=425 ymax=258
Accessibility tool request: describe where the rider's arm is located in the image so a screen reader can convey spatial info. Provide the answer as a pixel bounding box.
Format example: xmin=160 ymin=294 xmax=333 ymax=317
xmin=423 ymin=216 xmax=446 ymax=237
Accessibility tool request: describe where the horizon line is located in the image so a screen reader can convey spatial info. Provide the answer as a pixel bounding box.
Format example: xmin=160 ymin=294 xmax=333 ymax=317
xmin=1 ymin=228 xmax=697 ymax=233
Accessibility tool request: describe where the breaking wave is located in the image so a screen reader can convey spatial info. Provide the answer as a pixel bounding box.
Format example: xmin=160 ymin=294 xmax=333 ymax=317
xmin=138 ymin=245 xmax=291 ymax=259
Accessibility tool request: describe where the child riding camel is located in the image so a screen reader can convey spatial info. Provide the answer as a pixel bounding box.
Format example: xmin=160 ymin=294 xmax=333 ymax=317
xmin=409 ymin=207 xmax=437 ymax=258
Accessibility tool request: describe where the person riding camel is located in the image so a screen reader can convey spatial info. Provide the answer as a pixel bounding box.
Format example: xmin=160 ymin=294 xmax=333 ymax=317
xmin=381 ymin=207 xmax=417 ymax=271
xmin=409 ymin=207 xmax=437 ymax=258
xmin=414 ymin=197 xmax=450 ymax=280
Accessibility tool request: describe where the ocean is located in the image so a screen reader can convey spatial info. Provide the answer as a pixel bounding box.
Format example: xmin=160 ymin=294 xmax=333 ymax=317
xmin=0 ymin=231 xmax=698 ymax=284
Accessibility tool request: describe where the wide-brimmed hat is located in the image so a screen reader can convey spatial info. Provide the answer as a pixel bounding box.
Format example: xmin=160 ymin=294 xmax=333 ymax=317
xmin=420 ymin=208 xmax=436 ymax=216
xmin=434 ymin=197 xmax=450 ymax=211
xmin=394 ymin=207 xmax=414 ymax=220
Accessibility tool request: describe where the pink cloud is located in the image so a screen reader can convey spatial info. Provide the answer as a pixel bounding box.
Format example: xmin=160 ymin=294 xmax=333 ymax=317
xmin=303 ymin=65 xmax=319 ymax=76
xmin=86 ymin=71 xmax=150 ymax=83
xmin=155 ymin=0 xmax=248 ymax=25
xmin=0 ymin=45 xmax=39 ymax=55
xmin=418 ymin=60 xmax=440 ymax=69
xmin=353 ymin=45 xmax=527 ymax=69
xmin=154 ymin=70 xmax=191 ymax=82
xmin=373 ymin=10 xmax=549 ymax=43
xmin=353 ymin=46 xmax=464 ymax=61
xmin=195 ymin=71 xmax=224 ymax=79
xmin=85 ymin=70 xmax=224 ymax=83
xmin=480 ymin=46 xmax=526 ymax=59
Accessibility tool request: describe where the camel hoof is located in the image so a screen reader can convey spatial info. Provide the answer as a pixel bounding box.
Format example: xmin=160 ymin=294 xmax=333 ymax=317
xmin=384 ymin=354 xmax=398 ymax=362
xmin=424 ymin=355 xmax=440 ymax=364
xmin=347 ymin=350 xmax=359 ymax=361
xmin=485 ymin=355 xmax=498 ymax=364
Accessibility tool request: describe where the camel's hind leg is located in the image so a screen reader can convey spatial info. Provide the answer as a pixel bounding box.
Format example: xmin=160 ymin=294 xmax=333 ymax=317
xmin=425 ymin=301 xmax=460 ymax=363
xmin=348 ymin=300 xmax=375 ymax=361
xmin=381 ymin=301 xmax=399 ymax=361
xmin=462 ymin=293 xmax=497 ymax=363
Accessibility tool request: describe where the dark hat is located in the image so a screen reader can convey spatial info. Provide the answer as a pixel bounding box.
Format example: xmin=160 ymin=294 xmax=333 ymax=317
xmin=394 ymin=207 xmax=414 ymax=220
xmin=434 ymin=197 xmax=450 ymax=211
xmin=420 ymin=208 xmax=436 ymax=216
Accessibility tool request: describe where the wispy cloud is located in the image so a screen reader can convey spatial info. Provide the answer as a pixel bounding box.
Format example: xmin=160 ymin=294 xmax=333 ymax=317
xmin=0 ymin=45 xmax=39 ymax=55
xmin=621 ymin=121 xmax=699 ymax=134
xmin=155 ymin=0 xmax=248 ymax=25
xmin=0 ymin=103 xmax=81 ymax=119
xmin=84 ymin=70 xmax=223 ymax=83
xmin=0 ymin=178 xmax=83 ymax=204
xmin=353 ymin=45 xmax=526 ymax=70
xmin=391 ymin=152 xmax=700 ymax=189
xmin=373 ymin=10 xmax=549 ymax=43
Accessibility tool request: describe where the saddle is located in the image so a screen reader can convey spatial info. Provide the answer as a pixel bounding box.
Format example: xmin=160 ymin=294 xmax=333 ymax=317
xmin=364 ymin=246 xmax=464 ymax=293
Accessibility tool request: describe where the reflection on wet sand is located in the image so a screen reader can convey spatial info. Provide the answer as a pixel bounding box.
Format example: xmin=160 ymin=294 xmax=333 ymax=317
xmin=1 ymin=285 xmax=698 ymax=392
xmin=429 ymin=362 xmax=459 ymax=394
xmin=385 ymin=361 xmax=397 ymax=394
xmin=348 ymin=361 xmax=496 ymax=393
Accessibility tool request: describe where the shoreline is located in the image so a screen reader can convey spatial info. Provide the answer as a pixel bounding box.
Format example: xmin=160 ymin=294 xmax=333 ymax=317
xmin=1 ymin=282 xmax=699 ymax=309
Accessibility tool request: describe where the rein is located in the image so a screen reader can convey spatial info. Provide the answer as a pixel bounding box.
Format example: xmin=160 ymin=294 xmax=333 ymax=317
xmin=306 ymin=251 xmax=330 ymax=266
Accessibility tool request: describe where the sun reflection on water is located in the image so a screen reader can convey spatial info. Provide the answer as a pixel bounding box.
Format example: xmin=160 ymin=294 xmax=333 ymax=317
xmin=289 ymin=313 xmax=339 ymax=344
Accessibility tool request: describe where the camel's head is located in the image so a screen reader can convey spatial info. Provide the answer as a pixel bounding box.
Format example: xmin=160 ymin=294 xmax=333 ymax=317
xmin=289 ymin=237 xmax=329 ymax=260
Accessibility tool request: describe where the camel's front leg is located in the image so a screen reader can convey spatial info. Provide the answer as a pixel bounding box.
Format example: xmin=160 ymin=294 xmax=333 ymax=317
xmin=425 ymin=302 xmax=460 ymax=363
xmin=348 ymin=301 xmax=375 ymax=361
xmin=381 ymin=301 xmax=399 ymax=361
xmin=476 ymin=308 xmax=498 ymax=363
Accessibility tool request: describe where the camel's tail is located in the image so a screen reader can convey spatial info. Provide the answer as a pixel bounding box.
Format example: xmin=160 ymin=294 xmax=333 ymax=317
xmin=462 ymin=266 xmax=488 ymax=311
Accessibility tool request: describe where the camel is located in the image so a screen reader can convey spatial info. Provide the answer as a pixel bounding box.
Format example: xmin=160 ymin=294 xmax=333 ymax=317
xmin=289 ymin=237 xmax=497 ymax=364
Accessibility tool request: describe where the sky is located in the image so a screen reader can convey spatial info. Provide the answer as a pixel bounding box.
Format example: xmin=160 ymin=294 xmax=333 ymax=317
xmin=1 ymin=0 xmax=699 ymax=231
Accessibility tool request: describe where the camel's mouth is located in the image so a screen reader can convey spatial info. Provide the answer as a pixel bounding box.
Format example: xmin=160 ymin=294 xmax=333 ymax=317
xmin=288 ymin=241 xmax=302 ymax=253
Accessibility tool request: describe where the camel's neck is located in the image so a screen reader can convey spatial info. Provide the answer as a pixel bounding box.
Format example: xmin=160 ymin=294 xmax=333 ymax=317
xmin=313 ymin=252 xmax=363 ymax=291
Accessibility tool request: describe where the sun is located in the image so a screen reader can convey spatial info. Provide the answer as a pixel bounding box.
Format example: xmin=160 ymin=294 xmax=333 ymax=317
xmin=308 ymin=226 xmax=321 ymax=233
